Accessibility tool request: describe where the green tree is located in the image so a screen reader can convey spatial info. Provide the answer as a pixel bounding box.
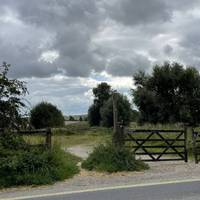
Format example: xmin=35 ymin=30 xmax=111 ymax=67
xmin=0 ymin=62 xmax=28 ymax=129
xmin=93 ymin=82 xmax=111 ymax=107
xmin=131 ymin=109 xmax=139 ymax=122
xmin=100 ymin=93 xmax=131 ymax=127
xmin=133 ymin=62 xmax=200 ymax=125
xmin=30 ymin=102 xmax=65 ymax=129
xmin=69 ymin=116 xmax=75 ymax=121
xmin=88 ymin=82 xmax=112 ymax=126
xmin=88 ymin=104 xmax=101 ymax=126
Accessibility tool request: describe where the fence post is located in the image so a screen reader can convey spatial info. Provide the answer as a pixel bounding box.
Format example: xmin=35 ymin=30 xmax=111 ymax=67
xmin=113 ymin=121 xmax=124 ymax=147
xmin=184 ymin=126 xmax=188 ymax=163
xmin=46 ymin=128 xmax=52 ymax=149
xmin=112 ymin=91 xmax=118 ymax=135
xmin=192 ymin=128 xmax=198 ymax=164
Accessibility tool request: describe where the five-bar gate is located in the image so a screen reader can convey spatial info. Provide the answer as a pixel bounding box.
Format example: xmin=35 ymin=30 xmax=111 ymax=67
xmin=124 ymin=129 xmax=188 ymax=162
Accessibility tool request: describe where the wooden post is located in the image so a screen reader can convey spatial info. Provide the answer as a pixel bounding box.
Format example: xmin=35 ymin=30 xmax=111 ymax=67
xmin=112 ymin=91 xmax=120 ymax=146
xmin=112 ymin=92 xmax=118 ymax=134
xmin=192 ymin=128 xmax=198 ymax=164
xmin=46 ymin=128 xmax=52 ymax=149
xmin=118 ymin=121 xmax=125 ymax=147
xmin=184 ymin=126 xmax=188 ymax=163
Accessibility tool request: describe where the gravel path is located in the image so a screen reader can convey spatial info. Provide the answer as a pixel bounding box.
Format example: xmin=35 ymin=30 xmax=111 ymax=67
xmin=66 ymin=145 xmax=93 ymax=159
xmin=1 ymin=146 xmax=200 ymax=199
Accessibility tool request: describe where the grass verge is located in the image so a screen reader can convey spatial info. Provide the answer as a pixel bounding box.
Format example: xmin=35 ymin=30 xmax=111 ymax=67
xmin=0 ymin=132 xmax=80 ymax=188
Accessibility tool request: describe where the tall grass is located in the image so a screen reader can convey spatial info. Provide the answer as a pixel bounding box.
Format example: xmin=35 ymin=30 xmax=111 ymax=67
xmin=0 ymin=132 xmax=80 ymax=188
xmin=82 ymin=143 xmax=149 ymax=172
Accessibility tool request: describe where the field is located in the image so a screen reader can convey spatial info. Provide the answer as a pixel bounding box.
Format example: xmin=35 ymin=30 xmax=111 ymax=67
xmin=23 ymin=122 xmax=195 ymax=151
xmin=23 ymin=122 xmax=112 ymax=148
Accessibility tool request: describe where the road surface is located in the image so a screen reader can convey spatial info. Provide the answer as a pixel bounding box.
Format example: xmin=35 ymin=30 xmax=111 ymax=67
xmin=3 ymin=180 xmax=200 ymax=200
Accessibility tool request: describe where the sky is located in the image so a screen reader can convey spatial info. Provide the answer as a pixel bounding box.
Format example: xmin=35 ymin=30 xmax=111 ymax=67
xmin=1 ymin=0 xmax=200 ymax=115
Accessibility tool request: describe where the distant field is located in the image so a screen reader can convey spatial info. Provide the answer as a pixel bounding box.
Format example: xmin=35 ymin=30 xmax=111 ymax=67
xmin=23 ymin=122 xmax=195 ymax=159
xmin=24 ymin=122 xmax=112 ymax=148
xmin=64 ymin=120 xmax=80 ymax=125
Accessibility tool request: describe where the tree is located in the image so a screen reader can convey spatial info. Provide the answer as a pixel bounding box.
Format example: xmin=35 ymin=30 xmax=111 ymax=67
xmin=133 ymin=62 xmax=200 ymax=125
xmin=30 ymin=102 xmax=65 ymax=129
xmin=131 ymin=109 xmax=140 ymax=122
xmin=88 ymin=104 xmax=101 ymax=126
xmin=69 ymin=116 xmax=75 ymax=121
xmin=0 ymin=62 xmax=28 ymax=129
xmin=100 ymin=93 xmax=131 ymax=127
xmin=79 ymin=116 xmax=83 ymax=121
xmin=88 ymin=82 xmax=112 ymax=126
xmin=93 ymin=82 xmax=111 ymax=107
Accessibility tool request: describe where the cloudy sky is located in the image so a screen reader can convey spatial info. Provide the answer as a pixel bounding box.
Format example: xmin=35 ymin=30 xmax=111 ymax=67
xmin=1 ymin=0 xmax=200 ymax=115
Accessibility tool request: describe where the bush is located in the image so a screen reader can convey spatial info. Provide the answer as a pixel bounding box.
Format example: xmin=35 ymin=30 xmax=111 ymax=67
xmin=30 ymin=102 xmax=65 ymax=129
xmin=0 ymin=132 xmax=79 ymax=187
xmin=82 ymin=143 xmax=149 ymax=173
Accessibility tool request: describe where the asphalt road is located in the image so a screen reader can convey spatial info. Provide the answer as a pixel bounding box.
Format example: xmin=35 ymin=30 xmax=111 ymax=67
xmin=24 ymin=181 xmax=200 ymax=200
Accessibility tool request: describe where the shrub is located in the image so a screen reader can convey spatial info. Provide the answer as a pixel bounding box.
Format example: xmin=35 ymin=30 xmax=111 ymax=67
xmin=30 ymin=102 xmax=65 ymax=129
xmin=0 ymin=132 xmax=79 ymax=187
xmin=82 ymin=143 xmax=149 ymax=173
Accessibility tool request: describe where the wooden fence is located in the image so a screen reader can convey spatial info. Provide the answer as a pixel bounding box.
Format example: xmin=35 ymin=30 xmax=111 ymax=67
xmin=123 ymin=128 xmax=188 ymax=162
xmin=0 ymin=128 xmax=52 ymax=149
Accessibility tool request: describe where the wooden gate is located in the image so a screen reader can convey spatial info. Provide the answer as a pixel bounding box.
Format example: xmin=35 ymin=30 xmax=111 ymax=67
xmin=124 ymin=129 xmax=188 ymax=162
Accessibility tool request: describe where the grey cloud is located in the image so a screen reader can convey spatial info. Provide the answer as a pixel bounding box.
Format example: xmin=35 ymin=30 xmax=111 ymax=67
xmin=0 ymin=0 xmax=104 ymax=78
xmin=174 ymin=18 xmax=200 ymax=68
xmin=1 ymin=0 xmax=200 ymax=80
xmin=163 ymin=44 xmax=173 ymax=55
xmin=106 ymin=54 xmax=151 ymax=76
xmin=106 ymin=0 xmax=172 ymax=26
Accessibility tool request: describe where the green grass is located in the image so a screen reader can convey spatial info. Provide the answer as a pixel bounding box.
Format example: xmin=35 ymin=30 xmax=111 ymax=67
xmin=129 ymin=122 xmax=184 ymax=129
xmin=23 ymin=122 xmax=112 ymax=148
xmin=82 ymin=143 xmax=149 ymax=172
xmin=0 ymin=132 xmax=80 ymax=188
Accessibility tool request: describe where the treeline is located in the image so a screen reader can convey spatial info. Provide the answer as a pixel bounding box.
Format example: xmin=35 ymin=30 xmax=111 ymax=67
xmin=89 ymin=62 xmax=200 ymax=127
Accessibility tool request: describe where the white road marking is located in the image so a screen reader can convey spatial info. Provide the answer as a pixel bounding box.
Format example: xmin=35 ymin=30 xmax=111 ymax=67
xmin=2 ymin=179 xmax=200 ymax=200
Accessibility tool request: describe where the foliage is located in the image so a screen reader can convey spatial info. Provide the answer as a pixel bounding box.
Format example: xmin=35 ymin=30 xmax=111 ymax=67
xmin=69 ymin=116 xmax=75 ymax=121
xmin=0 ymin=132 xmax=79 ymax=187
xmin=30 ymin=102 xmax=65 ymax=129
xmin=93 ymin=82 xmax=112 ymax=107
xmin=131 ymin=110 xmax=140 ymax=122
xmin=88 ymin=82 xmax=112 ymax=126
xmin=133 ymin=62 xmax=200 ymax=125
xmin=0 ymin=62 xmax=28 ymax=129
xmin=100 ymin=93 xmax=132 ymax=127
xmin=88 ymin=104 xmax=101 ymax=126
xmin=82 ymin=143 xmax=149 ymax=173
